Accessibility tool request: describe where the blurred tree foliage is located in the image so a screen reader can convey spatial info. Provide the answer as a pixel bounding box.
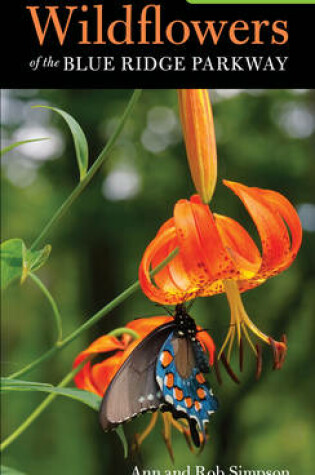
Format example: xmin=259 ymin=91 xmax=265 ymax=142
xmin=1 ymin=89 xmax=315 ymax=475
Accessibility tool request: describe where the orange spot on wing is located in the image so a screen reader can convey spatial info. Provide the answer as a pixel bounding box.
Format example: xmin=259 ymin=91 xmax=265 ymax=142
xmin=185 ymin=397 xmax=193 ymax=409
xmin=197 ymin=388 xmax=206 ymax=400
xmin=165 ymin=373 xmax=174 ymax=389
xmin=194 ymin=401 xmax=202 ymax=411
xmin=196 ymin=373 xmax=205 ymax=384
xmin=161 ymin=351 xmax=173 ymax=368
xmin=173 ymin=387 xmax=184 ymax=401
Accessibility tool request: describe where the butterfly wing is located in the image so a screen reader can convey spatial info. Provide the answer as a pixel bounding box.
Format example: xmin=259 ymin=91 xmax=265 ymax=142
xmin=156 ymin=332 xmax=219 ymax=446
xmin=99 ymin=322 xmax=175 ymax=431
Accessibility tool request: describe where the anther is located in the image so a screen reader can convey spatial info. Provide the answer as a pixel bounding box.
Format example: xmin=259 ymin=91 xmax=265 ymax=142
xmin=269 ymin=338 xmax=280 ymax=370
xmin=279 ymin=334 xmax=287 ymax=368
xmin=213 ymin=351 xmax=222 ymax=385
xmin=220 ymin=352 xmax=240 ymax=384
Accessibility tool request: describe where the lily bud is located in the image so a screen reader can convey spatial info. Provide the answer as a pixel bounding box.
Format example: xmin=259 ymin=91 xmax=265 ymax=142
xmin=178 ymin=89 xmax=217 ymax=204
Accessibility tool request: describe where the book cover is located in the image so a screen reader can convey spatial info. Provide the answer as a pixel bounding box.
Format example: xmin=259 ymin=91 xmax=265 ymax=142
xmin=1 ymin=1 xmax=314 ymax=475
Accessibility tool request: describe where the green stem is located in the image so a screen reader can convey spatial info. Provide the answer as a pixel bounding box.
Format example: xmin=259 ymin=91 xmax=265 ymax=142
xmin=61 ymin=280 xmax=141 ymax=347
xmin=8 ymin=272 xmax=64 ymax=380
xmin=55 ymin=248 xmax=178 ymax=348
xmin=6 ymin=248 xmax=179 ymax=380
xmin=29 ymin=273 xmax=63 ymax=342
xmin=30 ymin=89 xmax=143 ymax=251
xmin=0 ymin=360 xmax=90 ymax=452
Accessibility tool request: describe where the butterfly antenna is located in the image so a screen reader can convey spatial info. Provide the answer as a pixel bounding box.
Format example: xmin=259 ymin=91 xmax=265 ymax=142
xmin=196 ymin=323 xmax=239 ymax=336
xmin=186 ymin=299 xmax=195 ymax=312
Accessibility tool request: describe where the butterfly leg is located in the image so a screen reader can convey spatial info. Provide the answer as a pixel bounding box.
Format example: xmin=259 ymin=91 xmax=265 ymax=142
xmin=161 ymin=413 xmax=175 ymax=463
xmin=136 ymin=411 xmax=159 ymax=447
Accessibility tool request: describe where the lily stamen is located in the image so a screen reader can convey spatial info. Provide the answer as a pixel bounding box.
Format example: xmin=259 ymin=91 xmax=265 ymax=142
xmin=218 ymin=279 xmax=287 ymax=375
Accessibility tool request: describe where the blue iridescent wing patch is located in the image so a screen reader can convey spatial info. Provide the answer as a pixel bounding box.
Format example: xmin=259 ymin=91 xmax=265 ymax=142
xmin=156 ymin=331 xmax=218 ymax=440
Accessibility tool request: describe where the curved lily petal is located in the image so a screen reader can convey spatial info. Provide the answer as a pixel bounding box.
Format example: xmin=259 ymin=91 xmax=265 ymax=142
xmin=73 ymin=335 xmax=125 ymax=392
xmin=91 ymin=352 xmax=124 ymax=396
xmin=196 ymin=326 xmax=216 ymax=366
xmin=139 ymin=224 xmax=183 ymax=304
xmin=175 ymin=196 xmax=236 ymax=284
xmin=223 ymin=180 xmax=302 ymax=291
xmin=126 ymin=316 xmax=173 ymax=337
xmin=151 ymin=221 xmax=192 ymax=293
xmin=214 ymin=213 xmax=261 ymax=280
xmin=257 ymin=188 xmax=302 ymax=270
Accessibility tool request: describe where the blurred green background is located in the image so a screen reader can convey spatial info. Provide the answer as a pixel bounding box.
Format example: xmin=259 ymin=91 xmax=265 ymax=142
xmin=1 ymin=89 xmax=315 ymax=475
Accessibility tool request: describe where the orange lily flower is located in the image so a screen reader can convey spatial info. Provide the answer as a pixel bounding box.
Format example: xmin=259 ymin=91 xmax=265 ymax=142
xmin=139 ymin=180 xmax=302 ymax=371
xmin=73 ymin=316 xmax=216 ymax=454
xmin=178 ymin=89 xmax=217 ymax=204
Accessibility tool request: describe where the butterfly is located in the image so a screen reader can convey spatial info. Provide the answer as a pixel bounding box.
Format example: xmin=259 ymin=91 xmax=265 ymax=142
xmin=99 ymin=304 xmax=218 ymax=447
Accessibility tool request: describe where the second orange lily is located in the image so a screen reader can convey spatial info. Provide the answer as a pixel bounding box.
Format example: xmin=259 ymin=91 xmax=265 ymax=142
xmin=73 ymin=316 xmax=216 ymax=453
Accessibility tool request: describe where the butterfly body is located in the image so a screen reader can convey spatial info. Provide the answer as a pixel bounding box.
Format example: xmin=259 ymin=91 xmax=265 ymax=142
xmin=99 ymin=304 xmax=218 ymax=446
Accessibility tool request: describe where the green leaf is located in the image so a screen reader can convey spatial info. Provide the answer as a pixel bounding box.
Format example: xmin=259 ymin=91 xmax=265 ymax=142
xmin=1 ymin=465 xmax=27 ymax=475
xmin=33 ymin=105 xmax=89 ymax=181
xmin=0 ymin=138 xmax=48 ymax=157
xmin=0 ymin=239 xmax=24 ymax=290
xmin=0 ymin=239 xmax=52 ymax=289
xmin=1 ymin=378 xmax=102 ymax=411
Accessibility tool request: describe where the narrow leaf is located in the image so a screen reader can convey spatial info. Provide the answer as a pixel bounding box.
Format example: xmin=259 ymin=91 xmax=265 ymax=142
xmin=1 ymin=378 xmax=53 ymax=388
xmin=0 ymin=138 xmax=48 ymax=157
xmin=115 ymin=426 xmax=129 ymax=458
xmin=33 ymin=105 xmax=89 ymax=181
xmin=1 ymin=378 xmax=102 ymax=411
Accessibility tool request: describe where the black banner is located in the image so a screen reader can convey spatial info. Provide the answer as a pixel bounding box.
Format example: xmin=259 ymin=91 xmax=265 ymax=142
xmin=2 ymin=0 xmax=314 ymax=87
